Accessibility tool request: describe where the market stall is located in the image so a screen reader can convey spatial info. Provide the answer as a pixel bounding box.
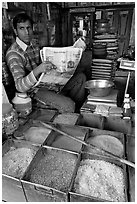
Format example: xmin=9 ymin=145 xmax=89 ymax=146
xmin=2 ymin=2 xmax=135 ymax=202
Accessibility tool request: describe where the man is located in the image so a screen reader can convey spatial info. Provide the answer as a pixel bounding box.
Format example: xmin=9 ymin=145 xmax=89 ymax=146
xmin=6 ymin=12 xmax=53 ymax=93
xmin=6 ymin=12 xmax=87 ymax=112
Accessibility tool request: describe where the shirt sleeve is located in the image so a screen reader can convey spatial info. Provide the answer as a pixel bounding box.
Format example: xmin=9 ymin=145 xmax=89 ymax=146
xmin=6 ymin=50 xmax=38 ymax=92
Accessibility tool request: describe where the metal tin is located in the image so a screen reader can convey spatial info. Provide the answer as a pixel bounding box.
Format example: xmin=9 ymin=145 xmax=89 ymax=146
xmin=2 ymin=139 xmax=39 ymax=202
xmin=43 ymin=123 xmax=89 ymax=153
xmin=21 ymin=146 xmax=79 ymax=202
xmin=126 ymin=134 xmax=135 ymax=163
xmin=69 ymin=152 xmax=128 ymax=202
xmin=29 ymin=108 xmax=58 ymax=122
xmin=53 ymin=113 xmax=81 ymax=125
xmin=79 ymin=111 xmax=105 ymax=129
xmin=127 ymin=166 xmax=135 ymax=202
xmin=14 ymin=119 xmax=52 ymax=144
xmin=82 ymin=127 xmax=125 ymax=158
xmin=104 ymin=116 xmax=132 ymax=134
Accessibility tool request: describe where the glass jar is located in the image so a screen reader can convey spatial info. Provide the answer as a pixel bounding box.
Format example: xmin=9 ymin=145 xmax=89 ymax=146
xmin=2 ymin=103 xmax=19 ymax=136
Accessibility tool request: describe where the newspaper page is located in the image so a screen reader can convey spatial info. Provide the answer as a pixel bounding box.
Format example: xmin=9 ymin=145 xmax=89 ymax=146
xmin=40 ymin=47 xmax=83 ymax=86
xmin=39 ymin=38 xmax=85 ymax=86
xmin=41 ymin=46 xmax=83 ymax=72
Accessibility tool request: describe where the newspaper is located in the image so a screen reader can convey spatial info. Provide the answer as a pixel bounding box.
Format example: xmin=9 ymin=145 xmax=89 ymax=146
xmin=40 ymin=46 xmax=83 ymax=72
xmin=39 ymin=38 xmax=85 ymax=87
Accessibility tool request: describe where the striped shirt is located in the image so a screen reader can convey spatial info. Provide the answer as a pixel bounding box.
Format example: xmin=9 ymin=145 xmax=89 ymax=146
xmin=6 ymin=37 xmax=41 ymax=92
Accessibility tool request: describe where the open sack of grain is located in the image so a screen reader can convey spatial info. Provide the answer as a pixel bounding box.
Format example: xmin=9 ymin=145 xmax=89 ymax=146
xmin=35 ymin=87 xmax=75 ymax=113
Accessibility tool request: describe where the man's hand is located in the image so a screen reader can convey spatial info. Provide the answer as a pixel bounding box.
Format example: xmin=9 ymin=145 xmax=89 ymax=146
xmin=33 ymin=61 xmax=54 ymax=77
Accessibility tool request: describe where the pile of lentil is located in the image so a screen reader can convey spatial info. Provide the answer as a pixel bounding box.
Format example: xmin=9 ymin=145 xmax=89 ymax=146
xmin=51 ymin=134 xmax=82 ymax=152
xmin=85 ymin=135 xmax=124 ymax=157
xmin=29 ymin=150 xmax=77 ymax=192
xmin=73 ymin=159 xmax=125 ymax=202
xmin=2 ymin=147 xmax=36 ymax=178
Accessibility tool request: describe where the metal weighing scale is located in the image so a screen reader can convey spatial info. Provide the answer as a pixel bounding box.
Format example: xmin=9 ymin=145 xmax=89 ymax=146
xmin=87 ymin=89 xmax=118 ymax=107
xmin=118 ymin=59 xmax=135 ymax=98
xmin=81 ymin=88 xmax=118 ymax=114
xmin=81 ymin=58 xmax=135 ymax=113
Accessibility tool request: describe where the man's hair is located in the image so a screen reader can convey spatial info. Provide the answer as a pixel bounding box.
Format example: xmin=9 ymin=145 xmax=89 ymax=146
xmin=13 ymin=12 xmax=34 ymax=29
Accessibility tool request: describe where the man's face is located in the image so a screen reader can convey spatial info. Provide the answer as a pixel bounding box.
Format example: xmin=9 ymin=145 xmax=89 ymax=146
xmin=14 ymin=20 xmax=33 ymax=45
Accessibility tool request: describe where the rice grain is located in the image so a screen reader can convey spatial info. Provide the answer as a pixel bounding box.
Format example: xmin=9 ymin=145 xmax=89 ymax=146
xmin=74 ymin=159 xmax=125 ymax=202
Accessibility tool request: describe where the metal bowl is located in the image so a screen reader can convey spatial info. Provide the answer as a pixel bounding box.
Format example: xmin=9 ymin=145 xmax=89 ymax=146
xmin=85 ymin=79 xmax=114 ymax=97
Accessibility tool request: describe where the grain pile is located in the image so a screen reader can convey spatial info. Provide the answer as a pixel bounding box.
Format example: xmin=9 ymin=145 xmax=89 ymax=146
xmin=24 ymin=126 xmax=51 ymax=144
xmin=35 ymin=88 xmax=75 ymax=113
xmin=73 ymin=159 xmax=125 ymax=202
xmin=53 ymin=113 xmax=79 ymax=125
xmin=51 ymin=134 xmax=83 ymax=152
xmin=85 ymin=135 xmax=123 ymax=157
xmin=29 ymin=150 xmax=77 ymax=192
xmin=2 ymin=147 xmax=36 ymax=178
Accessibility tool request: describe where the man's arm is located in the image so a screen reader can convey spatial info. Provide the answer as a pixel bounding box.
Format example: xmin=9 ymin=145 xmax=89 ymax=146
xmin=6 ymin=50 xmax=37 ymax=92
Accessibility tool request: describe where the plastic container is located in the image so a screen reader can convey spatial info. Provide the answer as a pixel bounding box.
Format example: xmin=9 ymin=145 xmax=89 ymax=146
xmin=12 ymin=93 xmax=32 ymax=117
xmin=2 ymin=103 xmax=19 ymax=136
xmin=122 ymin=94 xmax=132 ymax=120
